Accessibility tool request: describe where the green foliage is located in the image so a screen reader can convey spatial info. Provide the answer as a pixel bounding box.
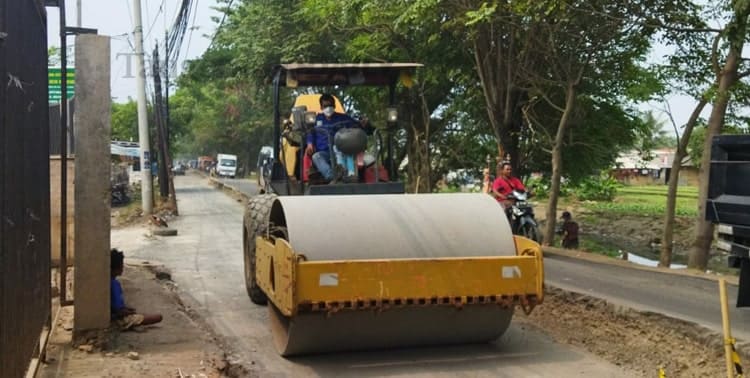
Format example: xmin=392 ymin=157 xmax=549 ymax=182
xmin=111 ymin=101 xmax=138 ymax=142
xmin=583 ymin=185 xmax=697 ymax=217
xmin=48 ymin=46 xmax=60 ymax=66
xmin=525 ymin=176 xmax=550 ymax=199
xmin=588 ymin=201 xmax=696 ymax=217
xmin=573 ymin=174 xmax=620 ymax=201
xmin=167 ymin=0 xmax=711 ymax=190
xmin=579 ymin=238 xmax=621 ymax=258
xmin=632 ymin=111 xmax=675 ymax=163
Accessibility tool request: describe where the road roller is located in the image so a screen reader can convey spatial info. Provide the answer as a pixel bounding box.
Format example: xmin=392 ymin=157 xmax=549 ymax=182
xmin=243 ymin=63 xmax=544 ymax=356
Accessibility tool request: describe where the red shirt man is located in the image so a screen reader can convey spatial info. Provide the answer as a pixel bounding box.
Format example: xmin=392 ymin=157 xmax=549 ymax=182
xmin=492 ymin=163 xmax=526 ymax=207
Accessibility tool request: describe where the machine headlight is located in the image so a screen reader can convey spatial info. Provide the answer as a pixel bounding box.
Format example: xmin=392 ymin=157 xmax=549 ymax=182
xmin=387 ymin=107 xmax=398 ymax=123
xmin=304 ymin=111 xmax=317 ymax=126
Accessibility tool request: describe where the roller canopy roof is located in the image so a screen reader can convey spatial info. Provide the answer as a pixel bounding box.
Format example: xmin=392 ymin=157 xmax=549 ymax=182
xmin=273 ymin=63 xmax=422 ymax=87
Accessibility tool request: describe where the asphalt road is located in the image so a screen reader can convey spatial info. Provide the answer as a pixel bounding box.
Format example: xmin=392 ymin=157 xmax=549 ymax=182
xmin=214 ymin=175 xmax=750 ymax=341
xmin=545 ymin=252 xmax=750 ymax=342
xmin=114 ymin=174 xmax=636 ymax=377
xmin=214 ymin=176 xmax=260 ymax=197
xmin=221 ymin=179 xmax=750 ymax=342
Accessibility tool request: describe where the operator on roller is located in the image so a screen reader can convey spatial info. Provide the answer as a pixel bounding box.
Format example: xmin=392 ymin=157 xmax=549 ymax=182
xmin=305 ymin=93 xmax=367 ymax=182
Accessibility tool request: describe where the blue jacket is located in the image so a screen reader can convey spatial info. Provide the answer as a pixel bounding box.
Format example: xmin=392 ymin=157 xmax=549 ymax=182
xmin=307 ymin=113 xmax=357 ymax=152
xmin=111 ymin=278 xmax=125 ymax=316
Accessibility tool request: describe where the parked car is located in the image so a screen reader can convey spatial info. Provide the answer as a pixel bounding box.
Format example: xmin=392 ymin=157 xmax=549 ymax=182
xmin=172 ymin=163 xmax=186 ymax=175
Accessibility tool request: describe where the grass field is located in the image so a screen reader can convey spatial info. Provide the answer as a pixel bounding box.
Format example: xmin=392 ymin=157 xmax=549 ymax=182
xmin=583 ymin=185 xmax=698 ymax=217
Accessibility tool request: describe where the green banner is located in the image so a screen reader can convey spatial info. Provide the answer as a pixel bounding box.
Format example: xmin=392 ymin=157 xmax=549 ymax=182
xmin=49 ymin=67 xmax=75 ymax=103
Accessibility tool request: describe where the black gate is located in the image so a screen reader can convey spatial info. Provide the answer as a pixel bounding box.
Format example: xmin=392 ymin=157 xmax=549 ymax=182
xmin=0 ymin=1 xmax=52 ymax=377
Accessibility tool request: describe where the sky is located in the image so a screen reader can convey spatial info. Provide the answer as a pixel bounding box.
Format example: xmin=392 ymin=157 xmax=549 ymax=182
xmin=45 ymin=1 xmax=710 ymax=135
xmin=46 ymin=0 xmax=221 ymax=102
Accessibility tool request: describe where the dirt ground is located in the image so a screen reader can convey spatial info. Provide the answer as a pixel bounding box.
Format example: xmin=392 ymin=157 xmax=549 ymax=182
xmin=535 ymin=202 xmax=707 ymax=264
xmin=39 ymin=263 xmax=229 ymax=378
xmin=517 ymin=286 xmax=749 ymax=378
xmin=49 ymin=180 xmax=742 ymax=377
xmin=53 ymin=267 xmax=742 ymax=378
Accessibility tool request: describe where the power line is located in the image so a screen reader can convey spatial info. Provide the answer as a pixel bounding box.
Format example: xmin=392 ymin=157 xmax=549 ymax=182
xmin=123 ymin=0 xmax=134 ymax=29
xmin=143 ymin=0 xmax=165 ymax=42
xmin=207 ymin=0 xmax=235 ymax=51
xmin=182 ymin=0 xmax=200 ymax=64
xmin=166 ymin=0 xmax=194 ymax=72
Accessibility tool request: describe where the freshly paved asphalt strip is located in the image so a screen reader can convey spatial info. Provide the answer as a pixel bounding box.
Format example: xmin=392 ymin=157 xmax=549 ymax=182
xmin=215 ymin=174 xmax=750 ymax=342
xmin=544 ymin=250 xmax=750 ymax=342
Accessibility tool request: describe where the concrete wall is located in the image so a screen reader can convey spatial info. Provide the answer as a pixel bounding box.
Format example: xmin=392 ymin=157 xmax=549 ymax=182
xmin=50 ymin=156 xmax=75 ymax=266
xmin=73 ymin=35 xmax=112 ymax=333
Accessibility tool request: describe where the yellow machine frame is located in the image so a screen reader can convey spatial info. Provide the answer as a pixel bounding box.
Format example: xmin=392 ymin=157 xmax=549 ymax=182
xmin=255 ymin=235 xmax=544 ymax=317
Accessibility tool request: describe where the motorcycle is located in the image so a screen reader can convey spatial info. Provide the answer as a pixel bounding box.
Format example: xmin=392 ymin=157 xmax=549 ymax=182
xmin=111 ymin=183 xmax=130 ymax=206
xmin=506 ymin=189 xmax=540 ymax=242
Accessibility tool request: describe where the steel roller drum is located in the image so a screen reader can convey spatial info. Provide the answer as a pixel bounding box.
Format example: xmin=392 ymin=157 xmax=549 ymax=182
xmin=267 ymin=193 xmax=516 ymax=355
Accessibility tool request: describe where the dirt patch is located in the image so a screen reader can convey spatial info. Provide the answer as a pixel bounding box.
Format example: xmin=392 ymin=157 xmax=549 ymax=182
xmin=517 ymin=286 xmax=748 ymax=378
xmin=40 ymin=266 xmax=230 ymax=377
xmin=534 ymin=201 xmax=735 ymax=272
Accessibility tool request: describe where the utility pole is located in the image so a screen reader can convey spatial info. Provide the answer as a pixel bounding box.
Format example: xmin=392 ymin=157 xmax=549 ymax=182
xmin=165 ymin=30 xmax=170 ymax=140
xmin=152 ymin=44 xmax=169 ymax=199
xmin=59 ymin=0 xmax=71 ymax=305
xmin=133 ymin=0 xmax=153 ymax=214
xmin=77 ymin=0 xmax=81 ymax=27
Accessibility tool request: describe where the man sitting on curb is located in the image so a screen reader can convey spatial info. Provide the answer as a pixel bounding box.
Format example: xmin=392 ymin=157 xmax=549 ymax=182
xmin=111 ymin=248 xmax=163 ymax=330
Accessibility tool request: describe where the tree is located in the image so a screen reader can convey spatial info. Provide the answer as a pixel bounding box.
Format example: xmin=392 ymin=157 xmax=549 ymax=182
xmin=660 ymin=96 xmax=708 ymax=267
xmin=634 ymin=111 xmax=673 ymax=164
xmin=690 ymin=0 xmax=750 ymax=270
xmin=446 ymin=1 xmax=540 ymax=170
xmin=499 ymin=0 xmax=666 ymax=245
xmin=111 ymin=101 xmax=139 ymax=142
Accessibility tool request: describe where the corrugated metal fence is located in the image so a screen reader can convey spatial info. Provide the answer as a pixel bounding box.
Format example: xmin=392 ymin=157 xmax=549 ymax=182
xmin=0 ymin=1 xmax=52 ymax=377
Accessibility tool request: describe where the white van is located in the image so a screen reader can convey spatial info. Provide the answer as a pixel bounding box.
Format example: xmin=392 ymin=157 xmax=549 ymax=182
xmin=216 ymin=153 xmax=238 ymax=178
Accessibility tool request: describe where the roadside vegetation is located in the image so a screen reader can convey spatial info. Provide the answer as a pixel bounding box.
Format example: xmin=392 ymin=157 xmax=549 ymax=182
xmin=105 ymin=0 xmax=750 ymax=272
xmin=111 ymin=182 xmax=175 ymax=228
xmin=584 ymin=186 xmax=698 ymax=218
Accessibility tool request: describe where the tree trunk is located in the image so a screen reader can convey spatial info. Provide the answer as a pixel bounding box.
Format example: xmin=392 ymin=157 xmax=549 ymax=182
xmin=659 ymin=98 xmax=707 ymax=267
xmin=405 ymin=92 xmax=431 ymax=193
xmin=471 ymin=25 xmax=524 ymax=173
xmin=689 ymin=47 xmax=742 ymax=270
xmin=544 ymin=82 xmax=576 ymax=246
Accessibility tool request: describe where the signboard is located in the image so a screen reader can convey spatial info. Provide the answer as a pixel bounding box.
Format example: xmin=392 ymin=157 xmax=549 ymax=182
xmin=49 ymin=67 xmax=75 ymax=103
xmin=110 ymin=142 xmax=140 ymax=157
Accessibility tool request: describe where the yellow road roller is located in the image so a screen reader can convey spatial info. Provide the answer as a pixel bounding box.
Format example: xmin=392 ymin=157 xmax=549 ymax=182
xmin=243 ymin=64 xmax=544 ymax=356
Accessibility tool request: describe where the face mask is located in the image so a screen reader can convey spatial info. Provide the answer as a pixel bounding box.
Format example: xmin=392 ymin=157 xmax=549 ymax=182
xmin=323 ymin=106 xmax=335 ymax=117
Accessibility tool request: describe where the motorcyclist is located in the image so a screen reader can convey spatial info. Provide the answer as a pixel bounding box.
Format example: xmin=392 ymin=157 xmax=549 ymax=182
xmin=491 ymin=162 xmax=528 ymax=211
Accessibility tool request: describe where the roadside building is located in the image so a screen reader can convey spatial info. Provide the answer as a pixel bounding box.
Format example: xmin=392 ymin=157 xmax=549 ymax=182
xmin=612 ymin=148 xmax=699 ymax=186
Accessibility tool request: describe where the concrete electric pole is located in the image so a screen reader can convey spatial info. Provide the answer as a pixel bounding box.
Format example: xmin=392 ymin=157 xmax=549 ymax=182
xmin=77 ymin=0 xmax=81 ymax=27
xmin=132 ymin=0 xmax=153 ymax=214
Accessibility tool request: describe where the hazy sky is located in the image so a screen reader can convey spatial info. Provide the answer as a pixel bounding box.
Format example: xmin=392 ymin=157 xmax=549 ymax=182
xmin=47 ymin=0 xmax=220 ymax=102
xmin=46 ymin=1 xmax=708 ymax=133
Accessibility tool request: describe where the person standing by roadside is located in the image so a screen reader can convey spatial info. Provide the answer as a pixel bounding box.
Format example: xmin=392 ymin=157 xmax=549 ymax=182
xmin=557 ymin=211 xmax=580 ymax=249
